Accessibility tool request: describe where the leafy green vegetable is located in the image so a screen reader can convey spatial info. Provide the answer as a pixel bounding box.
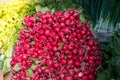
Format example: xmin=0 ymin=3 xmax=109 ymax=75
xmin=98 ymin=32 xmax=120 ymax=79
xmin=24 ymin=30 xmax=31 ymax=33
xmin=3 ymin=58 xmax=11 ymax=73
xmin=96 ymin=70 xmax=111 ymax=80
xmin=42 ymin=66 xmax=48 ymax=70
xmin=26 ymin=68 xmax=33 ymax=77
xmin=0 ymin=0 xmax=36 ymax=74
xmin=80 ymin=0 xmax=120 ymax=32
xmin=30 ymin=40 xmax=36 ymax=45
xmin=13 ymin=64 xmax=21 ymax=72
xmin=31 ymin=64 xmax=37 ymax=70
xmin=32 ymin=58 xmax=39 ymax=64
xmin=58 ymin=43 xmax=64 ymax=50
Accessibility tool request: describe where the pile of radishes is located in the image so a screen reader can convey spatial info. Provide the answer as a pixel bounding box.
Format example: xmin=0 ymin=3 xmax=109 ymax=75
xmin=10 ymin=9 xmax=102 ymax=80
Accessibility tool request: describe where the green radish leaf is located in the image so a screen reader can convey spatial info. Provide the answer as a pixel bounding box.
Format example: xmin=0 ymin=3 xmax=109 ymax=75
xmin=81 ymin=62 xmax=86 ymax=68
xmin=42 ymin=66 xmax=48 ymax=70
xmin=32 ymin=58 xmax=39 ymax=63
xmin=27 ymin=68 xmax=33 ymax=77
xmin=13 ymin=64 xmax=21 ymax=72
xmin=31 ymin=64 xmax=37 ymax=70
xmin=30 ymin=40 xmax=36 ymax=45
xmin=27 ymin=56 xmax=30 ymax=62
xmin=24 ymin=30 xmax=30 ymax=33
xmin=58 ymin=43 xmax=64 ymax=50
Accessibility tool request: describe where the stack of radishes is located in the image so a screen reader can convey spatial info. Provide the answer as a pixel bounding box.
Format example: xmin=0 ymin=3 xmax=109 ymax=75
xmin=10 ymin=9 xmax=102 ymax=80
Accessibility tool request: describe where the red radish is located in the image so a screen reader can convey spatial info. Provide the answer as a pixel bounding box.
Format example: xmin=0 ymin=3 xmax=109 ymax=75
xmin=11 ymin=9 xmax=102 ymax=80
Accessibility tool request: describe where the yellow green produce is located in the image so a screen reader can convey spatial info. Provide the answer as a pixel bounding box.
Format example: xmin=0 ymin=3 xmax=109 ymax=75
xmin=0 ymin=0 xmax=36 ymax=74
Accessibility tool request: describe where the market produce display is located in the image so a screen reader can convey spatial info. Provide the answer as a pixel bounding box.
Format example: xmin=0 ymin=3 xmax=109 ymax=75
xmin=10 ymin=9 xmax=102 ymax=80
xmin=0 ymin=0 xmax=36 ymax=73
xmin=0 ymin=0 xmax=35 ymax=56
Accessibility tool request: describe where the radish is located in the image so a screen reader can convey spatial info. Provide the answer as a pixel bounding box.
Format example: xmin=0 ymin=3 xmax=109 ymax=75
xmin=10 ymin=9 xmax=102 ymax=80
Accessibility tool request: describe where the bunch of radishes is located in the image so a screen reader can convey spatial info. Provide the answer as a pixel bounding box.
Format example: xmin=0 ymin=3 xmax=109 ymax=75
xmin=10 ymin=9 xmax=102 ymax=80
